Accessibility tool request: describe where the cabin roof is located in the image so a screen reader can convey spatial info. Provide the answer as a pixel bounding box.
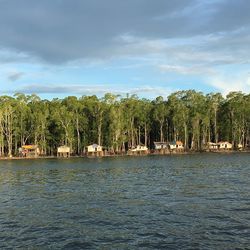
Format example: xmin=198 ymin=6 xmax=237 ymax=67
xmin=22 ymin=145 xmax=38 ymax=150
xmin=58 ymin=145 xmax=69 ymax=148
xmin=88 ymin=144 xmax=102 ymax=148
xmin=208 ymin=142 xmax=217 ymax=145
xmin=170 ymin=141 xmax=183 ymax=145
xmin=154 ymin=142 xmax=167 ymax=145
xmin=176 ymin=141 xmax=183 ymax=145
xmin=218 ymin=141 xmax=231 ymax=144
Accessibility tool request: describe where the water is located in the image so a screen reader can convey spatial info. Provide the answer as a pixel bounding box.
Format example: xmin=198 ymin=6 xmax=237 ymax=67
xmin=0 ymin=153 xmax=249 ymax=249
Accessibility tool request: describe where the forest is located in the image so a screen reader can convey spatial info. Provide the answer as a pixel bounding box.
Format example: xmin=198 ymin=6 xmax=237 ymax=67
xmin=0 ymin=90 xmax=249 ymax=157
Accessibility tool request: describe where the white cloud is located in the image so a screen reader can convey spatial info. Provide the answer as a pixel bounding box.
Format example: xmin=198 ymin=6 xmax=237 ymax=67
xmin=1 ymin=0 xmax=250 ymax=96
xmin=0 ymin=48 xmax=31 ymax=64
xmin=11 ymin=83 xmax=173 ymax=99
xmin=8 ymin=71 xmax=24 ymax=81
xmin=159 ymin=64 xmax=216 ymax=76
xmin=208 ymin=74 xmax=250 ymax=96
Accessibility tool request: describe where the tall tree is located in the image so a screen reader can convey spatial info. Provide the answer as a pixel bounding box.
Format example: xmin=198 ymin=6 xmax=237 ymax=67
xmin=153 ymin=96 xmax=168 ymax=142
xmin=207 ymin=93 xmax=223 ymax=143
xmin=168 ymin=91 xmax=189 ymax=147
xmin=0 ymin=96 xmax=16 ymax=157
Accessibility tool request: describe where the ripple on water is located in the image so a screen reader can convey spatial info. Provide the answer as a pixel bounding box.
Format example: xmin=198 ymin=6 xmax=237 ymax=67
xmin=0 ymin=154 xmax=250 ymax=249
xmin=62 ymin=241 xmax=95 ymax=250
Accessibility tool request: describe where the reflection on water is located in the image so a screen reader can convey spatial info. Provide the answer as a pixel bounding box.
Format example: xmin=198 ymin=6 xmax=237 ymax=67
xmin=0 ymin=154 xmax=250 ymax=249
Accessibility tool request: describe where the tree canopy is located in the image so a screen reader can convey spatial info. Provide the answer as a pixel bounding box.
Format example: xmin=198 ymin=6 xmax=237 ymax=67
xmin=0 ymin=90 xmax=250 ymax=156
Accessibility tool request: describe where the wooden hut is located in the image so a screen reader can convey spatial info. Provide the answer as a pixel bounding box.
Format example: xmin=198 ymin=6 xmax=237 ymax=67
xmin=128 ymin=145 xmax=148 ymax=155
xmin=207 ymin=142 xmax=218 ymax=151
xmin=86 ymin=144 xmax=103 ymax=157
xmin=153 ymin=142 xmax=169 ymax=154
xmin=169 ymin=141 xmax=184 ymax=151
xmin=218 ymin=141 xmax=232 ymax=150
xmin=154 ymin=142 xmax=168 ymax=150
xmin=21 ymin=145 xmax=40 ymax=158
xmin=57 ymin=145 xmax=70 ymax=157
xmin=237 ymin=143 xmax=243 ymax=150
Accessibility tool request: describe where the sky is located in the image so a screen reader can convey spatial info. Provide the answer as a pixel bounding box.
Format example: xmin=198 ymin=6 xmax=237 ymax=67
xmin=0 ymin=0 xmax=250 ymax=99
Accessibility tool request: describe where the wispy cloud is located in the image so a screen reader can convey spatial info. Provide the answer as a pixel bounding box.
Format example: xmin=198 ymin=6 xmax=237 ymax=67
xmin=0 ymin=0 xmax=250 ymax=63
xmin=207 ymin=73 xmax=250 ymax=96
xmin=1 ymin=0 xmax=250 ymax=97
xmin=0 ymin=49 xmax=31 ymax=64
xmin=10 ymin=83 xmax=173 ymax=99
xmin=159 ymin=64 xmax=216 ymax=76
xmin=8 ymin=71 xmax=24 ymax=81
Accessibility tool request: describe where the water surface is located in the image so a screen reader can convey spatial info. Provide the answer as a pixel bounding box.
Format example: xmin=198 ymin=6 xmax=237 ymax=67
xmin=0 ymin=153 xmax=249 ymax=249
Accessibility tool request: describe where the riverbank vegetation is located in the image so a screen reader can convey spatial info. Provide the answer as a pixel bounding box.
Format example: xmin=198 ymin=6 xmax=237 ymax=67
xmin=0 ymin=90 xmax=249 ymax=157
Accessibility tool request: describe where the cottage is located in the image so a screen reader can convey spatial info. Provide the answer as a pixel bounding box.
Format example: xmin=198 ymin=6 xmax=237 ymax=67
xmin=128 ymin=145 xmax=148 ymax=155
xmin=208 ymin=142 xmax=218 ymax=150
xmin=21 ymin=145 xmax=40 ymax=158
xmin=218 ymin=141 xmax=232 ymax=150
xmin=131 ymin=145 xmax=148 ymax=152
xmin=169 ymin=141 xmax=184 ymax=150
xmin=57 ymin=145 xmax=70 ymax=157
xmin=238 ymin=143 xmax=243 ymax=150
xmin=86 ymin=144 xmax=103 ymax=156
xmin=154 ymin=142 xmax=168 ymax=150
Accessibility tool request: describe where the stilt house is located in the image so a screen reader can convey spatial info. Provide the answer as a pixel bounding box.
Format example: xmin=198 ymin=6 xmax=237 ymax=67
xmin=86 ymin=144 xmax=103 ymax=157
xmin=57 ymin=145 xmax=71 ymax=157
xmin=21 ymin=145 xmax=40 ymax=158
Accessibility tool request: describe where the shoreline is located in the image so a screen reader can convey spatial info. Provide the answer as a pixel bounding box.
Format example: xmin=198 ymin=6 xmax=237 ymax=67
xmin=0 ymin=150 xmax=249 ymax=161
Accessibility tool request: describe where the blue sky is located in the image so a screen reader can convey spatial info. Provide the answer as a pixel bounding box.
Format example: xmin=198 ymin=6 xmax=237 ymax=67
xmin=0 ymin=0 xmax=250 ymax=99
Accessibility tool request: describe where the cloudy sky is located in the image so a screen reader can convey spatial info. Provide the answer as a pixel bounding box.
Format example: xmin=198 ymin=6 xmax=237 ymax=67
xmin=0 ymin=0 xmax=250 ymax=99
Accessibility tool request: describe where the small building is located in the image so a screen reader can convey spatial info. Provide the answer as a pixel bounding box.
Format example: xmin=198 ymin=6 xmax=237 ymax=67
xmin=86 ymin=144 xmax=103 ymax=157
xmin=154 ymin=142 xmax=168 ymax=150
xmin=218 ymin=141 xmax=232 ymax=150
xmin=128 ymin=145 xmax=148 ymax=155
xmin=238 ymin=143 xmax=243 ymax=150
xmin=131 ymin=145 xmax=148 ymax=152
xmin=169 ymin=141 xmax=184 ymax=150
xmin=57 ymin=145 xmax=70 ymax=157
xmin=21 ymin=145 xmax=40 ymax=158
xmin=208 ymin=142 xmax=218 ymax=150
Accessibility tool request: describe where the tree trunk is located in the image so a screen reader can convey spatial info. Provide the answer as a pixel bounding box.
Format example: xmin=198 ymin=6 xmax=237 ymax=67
xmin=98 ymin=123 xmax=102 ymax=146
xmin=144 ymin=123 xmax=147 ymax=146
xmin=131 ymin=117 xmax=134 ymax=147
xmin=184 ymin=122 xmax=188 ymax=149
xmin=138 ymin=126 xmax=141 ymax=145
xmin=160 ymin=121 xmax=164 ymax=142
xmin=5 ymin=110 xmax=13 ymax=157
xmin=214 ymin=108 xmax=218 ymax=143
xmin=76 ymin=116 xmax=80 ymax=155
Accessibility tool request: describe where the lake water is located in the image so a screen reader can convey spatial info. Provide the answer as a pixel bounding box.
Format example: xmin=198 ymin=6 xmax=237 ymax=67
xmin=0 ymin=153 xmax=249 ymax=249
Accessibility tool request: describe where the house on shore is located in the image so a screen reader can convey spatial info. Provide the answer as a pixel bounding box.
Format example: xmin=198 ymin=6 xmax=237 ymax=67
xmin=237 ymin=143 xmax=243 ymax=150
xmin=207 ymin=141 xmax=234 ymax=151
xmin=86 ymin=144 xmax=103 ymax=157
xmin=128 ymin=145 xmax=148 ymax=155
xmin=169 ymin=141 xmax=184 ymax=151
xmin=154 ymin=142 xmax=168 ymax=150
xmin=208 ymin=142 xmax=218 ymax=150
xmin=153 ymin=142 xmax=169 ymax=154
xmin=218 ymin=141 xmax=232 ymax=150
xmin=57 ymin=145 xmax=70 ymax=157
xmin=21 ymin=145 xmax=40 ymax=158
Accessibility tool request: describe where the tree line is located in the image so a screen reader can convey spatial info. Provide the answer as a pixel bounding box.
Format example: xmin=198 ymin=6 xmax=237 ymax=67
xmin=0 ymin=90 xmax=249 ymax=157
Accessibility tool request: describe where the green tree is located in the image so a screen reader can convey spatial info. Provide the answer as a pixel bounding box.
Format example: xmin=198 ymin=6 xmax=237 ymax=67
xmin=152 ymin=96 xmax=168 ymax=142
